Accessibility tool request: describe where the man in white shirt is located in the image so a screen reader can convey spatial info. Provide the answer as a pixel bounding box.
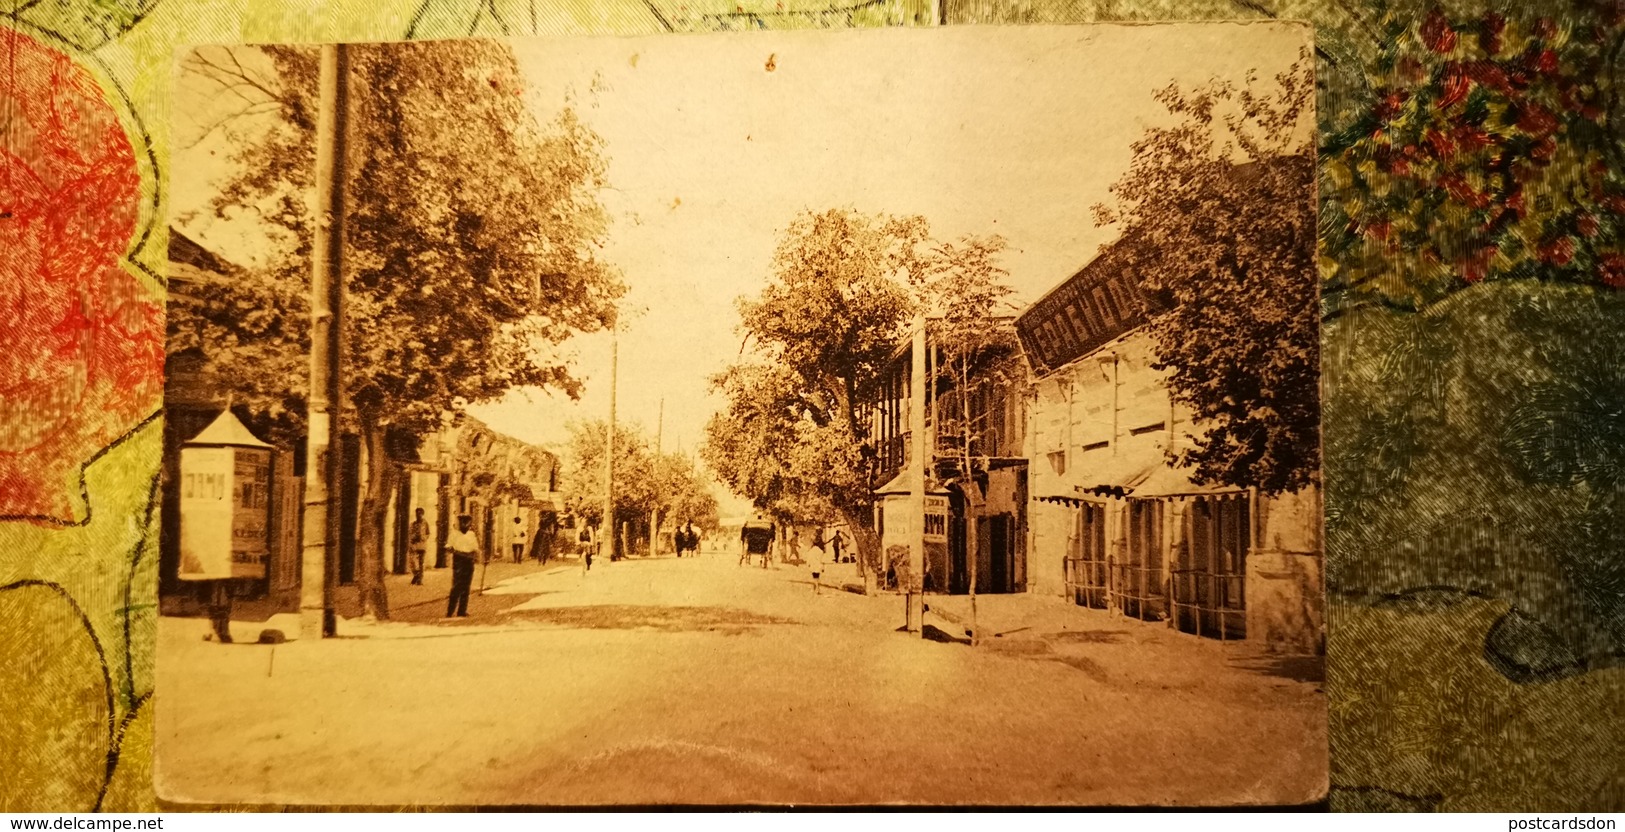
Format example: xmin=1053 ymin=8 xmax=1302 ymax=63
xmin=510 ymin=515 xmax=527 ymax=563
xmin=446 ymin=515 xmax=480 ymax=618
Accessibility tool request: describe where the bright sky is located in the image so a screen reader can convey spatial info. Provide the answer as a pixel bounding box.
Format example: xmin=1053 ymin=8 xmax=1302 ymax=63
xmin=477 ymin=24 xmax=1307 ymax=469
xmin=172 ymin=23 xmax=1309 ymax=516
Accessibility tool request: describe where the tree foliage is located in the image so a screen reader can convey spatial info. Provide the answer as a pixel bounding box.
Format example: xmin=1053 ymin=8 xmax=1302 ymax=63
xmin=1094 ymin=50 xmax=1321 ymax=495
xmin=561 ymin=420 xmax=720 ymax=539
xmin=168 ymin=41 xmax=623 ymax=616
xmin=704 ymin=209 xmax=933 ymax=570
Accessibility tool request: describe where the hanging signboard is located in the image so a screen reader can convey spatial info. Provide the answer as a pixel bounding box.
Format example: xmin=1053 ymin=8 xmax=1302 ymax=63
xmin=1015 ymin=238 xmax=1151 ymax=377
xmin=923 ymin=495 xmax=949 ymax=544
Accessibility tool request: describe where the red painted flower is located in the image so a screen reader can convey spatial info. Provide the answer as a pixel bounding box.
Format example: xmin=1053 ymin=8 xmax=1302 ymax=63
xmin=0 ymin=27 xmax=162 ymax=522
xmin=1422 ymin=8 xmax=1459 ymax=54
xmin=1480 ymin=12 xmax=1507 ymax=55
xmin=1506 ymin=192 xmax=1527 ymax=218
xmin=1425 ymin=128 xmax=1458 ymax=158
xmin=1461 ymin=245 xmax=1497 ymax=283
xmin=1441 ymin=174 xmax=1490 ymax=208
xmin=1602 ymin=253 xmax=1625 ymax=288
xmin=1517 ymin=103 xmax=1561 ymax=136
xmin=1376 ymin=90 xmax=1409 ymax=122
xmin=1578 ymin=213 xmax=1600 ymax=237
xmin=1539 ymin=237 xmax=1577 ymax=265
xmin=1454 ymin=125 xmax=1493 ymax=152
xmin=1462 ymin=60 xmax=1510 ymax=94
xmin=1437 ymin=66 xmax=1471 ymax=110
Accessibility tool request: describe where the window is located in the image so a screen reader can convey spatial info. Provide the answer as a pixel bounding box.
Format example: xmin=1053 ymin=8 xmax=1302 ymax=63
xmin=1129 ymin=422 xmax=1166 ymax=436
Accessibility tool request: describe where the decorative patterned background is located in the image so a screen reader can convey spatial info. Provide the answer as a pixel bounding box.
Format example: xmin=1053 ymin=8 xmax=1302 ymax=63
xmin=0 ymin=0 xmax=1619 ymax=811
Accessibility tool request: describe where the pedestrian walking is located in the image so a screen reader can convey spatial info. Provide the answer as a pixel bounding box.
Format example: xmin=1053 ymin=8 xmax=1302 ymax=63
xmin=511 ymin=514 xmax=527 ymax=564
xmin=445 ymin=514 xmax=479 ymax=618
xmin=810 ymin=526 xmax=826 ymax=595
xmin=579 ymin=523 xmax=595 ymax=571
xmin=831 ymin=529 xmax=848 ymax=563
xmin=407 ymin=508 xmax=429 ymax=585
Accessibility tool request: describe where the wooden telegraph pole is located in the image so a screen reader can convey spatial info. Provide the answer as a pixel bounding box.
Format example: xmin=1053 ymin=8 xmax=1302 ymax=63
xmin=649 ymin=397 xmax=662 ymax=557
xmin=601 ymin=321 xmax=617 ymax=566
xmin=299 ymin=42 xmax=351 ymax=640
xmin=907 ymin=313 xmax=927 ymax=636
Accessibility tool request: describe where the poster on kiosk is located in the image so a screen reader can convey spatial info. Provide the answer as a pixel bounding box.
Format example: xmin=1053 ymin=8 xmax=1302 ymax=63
xmin=178 ymin=409 xmax=273 ymax=581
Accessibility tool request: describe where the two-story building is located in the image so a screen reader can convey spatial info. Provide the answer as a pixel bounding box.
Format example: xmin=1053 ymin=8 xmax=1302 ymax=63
xmin=1017 ymin=237 xmax=1323 ymax=653
xmin=863 ymin=319 xmax=1029 ymax=596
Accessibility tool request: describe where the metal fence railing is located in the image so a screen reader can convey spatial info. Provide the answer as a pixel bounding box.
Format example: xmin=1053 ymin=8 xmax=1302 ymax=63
xmin=1171 ymin=569 xmax=1246 ymax=640
xmin=1063 ymin=557 xmax=1108 ymax=609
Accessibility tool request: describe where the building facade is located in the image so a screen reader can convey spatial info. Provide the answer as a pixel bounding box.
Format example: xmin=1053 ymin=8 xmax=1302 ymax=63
xmin=1016 ymin=239 xmax=1324 ymax=653
xmin=862 ymin=321 xmax=1029 ymax=595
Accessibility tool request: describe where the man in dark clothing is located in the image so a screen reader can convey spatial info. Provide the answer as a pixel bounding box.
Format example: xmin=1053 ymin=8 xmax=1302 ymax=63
xmin=446 ymin=515 xmax=479 ymax=618
xmin=408 ymin=508 xmax=429 ymax=585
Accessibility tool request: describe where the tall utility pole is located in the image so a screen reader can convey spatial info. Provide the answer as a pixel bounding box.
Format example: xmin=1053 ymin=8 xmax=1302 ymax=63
xmin=300 ymin=43 xmax=350 ymax=641
xmin=907 ymin=313 xmax=927 ymax=636
xmin=649 ymin=397 xmax=662 ymax=557
xmin=601 ymin=321 xmax=618 ymax=565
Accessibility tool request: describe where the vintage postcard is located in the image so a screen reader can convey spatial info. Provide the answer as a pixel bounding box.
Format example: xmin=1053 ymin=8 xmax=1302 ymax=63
xmin=154 ymin=23 xmax=1325 ymax=806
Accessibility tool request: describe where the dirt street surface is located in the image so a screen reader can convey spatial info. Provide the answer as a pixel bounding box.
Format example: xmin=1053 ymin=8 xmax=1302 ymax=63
xmin=157 ymin=551 xmax=1326 ymax=807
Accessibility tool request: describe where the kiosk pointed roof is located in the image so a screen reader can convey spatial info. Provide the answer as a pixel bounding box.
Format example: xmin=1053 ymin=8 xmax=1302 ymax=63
xmin=187 ymin=409 xmax=272 ymax=449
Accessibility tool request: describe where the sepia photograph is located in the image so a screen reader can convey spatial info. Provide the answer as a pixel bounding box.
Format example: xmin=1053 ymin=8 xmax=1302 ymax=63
xmin=155 ymin=23 xmax=1325 ymax=807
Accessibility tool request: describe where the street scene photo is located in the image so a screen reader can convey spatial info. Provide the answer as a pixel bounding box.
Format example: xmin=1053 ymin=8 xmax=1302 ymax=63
xmin=156 ymin=24 xmax=1326 ymax=806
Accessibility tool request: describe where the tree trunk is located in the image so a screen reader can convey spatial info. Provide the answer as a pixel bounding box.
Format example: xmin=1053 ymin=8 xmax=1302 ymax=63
xmin=357 ymin=421 xmax=393 ymax=619
xmin=837 ymin=503 xmax=880 ymax=595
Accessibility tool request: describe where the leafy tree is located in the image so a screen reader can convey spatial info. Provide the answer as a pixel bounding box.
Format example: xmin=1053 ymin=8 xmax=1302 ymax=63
xmin=168 ymin=42 xmax=623 ymax=616
xmin=1322 ymin=3 xmax=1625 ymax=313
xmin=704 ymin=209 xmax=932 ymax=579
xmin=911 ymin=234 xmax=1017 ymax=642
xmin=560 ymin=420 xmax=719 ymax=554
xmin=1093 ymin=50 xmax=1320 ymax=495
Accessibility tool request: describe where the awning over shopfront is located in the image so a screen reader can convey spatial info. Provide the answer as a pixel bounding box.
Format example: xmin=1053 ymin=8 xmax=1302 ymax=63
xmin=1073 ymin=454 xmax=1158 ymax=498
xmin=872 ymin=471 xmax=950 ymax=497
xmin=1035 ymin=455 xmax=1157 ymax=504
xmin=1132 ymin=463 xmax=1246 ymax=500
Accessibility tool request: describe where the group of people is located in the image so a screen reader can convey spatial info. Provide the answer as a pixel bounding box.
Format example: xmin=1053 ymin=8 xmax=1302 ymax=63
xmin=737 ymin=514 xmax=852 ymax=571
xmin=674 ymin=522 xmax=703 ymax=557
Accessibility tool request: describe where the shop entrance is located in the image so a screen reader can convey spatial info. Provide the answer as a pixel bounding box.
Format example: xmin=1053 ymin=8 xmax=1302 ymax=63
xmin=1172 ymin=496 xmax=1249 ymax=639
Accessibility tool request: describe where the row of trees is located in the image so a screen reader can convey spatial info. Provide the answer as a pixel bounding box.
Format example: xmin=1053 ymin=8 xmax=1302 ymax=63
xmin=168 ymin=41 xmax=624 ymax=617
xmin=560 ymin=420 xmax=721 ymax=551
